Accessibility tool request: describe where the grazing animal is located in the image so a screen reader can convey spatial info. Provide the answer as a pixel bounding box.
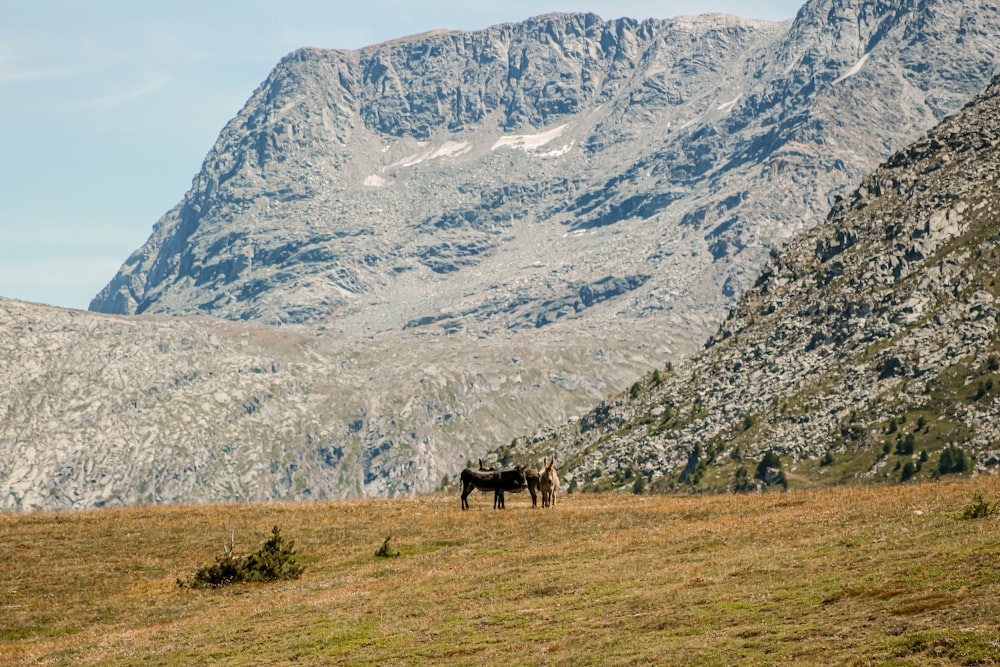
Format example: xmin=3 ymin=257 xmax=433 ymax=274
xmin=460 ymin=465 xmax=527 ymax=510
xmin=479 ymin=458 xmax=538 ymax=507
xmin=539 ymin=458 xmax=560 ymax=508
xmin=508 ymin=466 xmax=539 ymax=507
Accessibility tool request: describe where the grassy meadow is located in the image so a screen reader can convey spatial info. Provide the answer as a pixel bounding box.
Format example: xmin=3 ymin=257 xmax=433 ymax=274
xmin=2 ymin=476 xmax=999 ymax=666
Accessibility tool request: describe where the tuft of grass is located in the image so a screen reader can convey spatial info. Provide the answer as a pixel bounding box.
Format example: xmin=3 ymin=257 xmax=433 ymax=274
xmin=374 ymin=535 xmax=401 ymax=558
xmin=878 ymin=630 xmax=1000 ymax=665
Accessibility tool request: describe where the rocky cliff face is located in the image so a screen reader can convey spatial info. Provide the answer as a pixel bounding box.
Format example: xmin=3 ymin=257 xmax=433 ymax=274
xmin=3 ymin=0 xmax=1000 ymax=510
xmin=91 ymin=0 xmax=1000 ymax=337
xmin=524 ymin=73 xmax=1000 ymax=492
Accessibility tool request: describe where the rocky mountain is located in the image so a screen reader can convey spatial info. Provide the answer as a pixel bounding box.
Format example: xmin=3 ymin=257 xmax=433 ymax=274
xmin=3 ymin=0 xmax=1000 ymax=510
xmin=92 ymin=1 xmax=1000 ymax=338
xmin=518 ymin=72 xmax=1000 ymax=492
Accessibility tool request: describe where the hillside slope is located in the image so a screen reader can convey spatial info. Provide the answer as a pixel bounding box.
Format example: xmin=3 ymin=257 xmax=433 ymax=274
xmin=524 ymin=73 xmax=1000 ymax=492
xmin=0 ymin=298 xmax=655 ymax=510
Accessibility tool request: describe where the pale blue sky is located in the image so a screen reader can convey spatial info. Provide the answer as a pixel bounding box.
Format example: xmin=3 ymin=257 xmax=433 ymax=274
xmin=0 ymin=1 xmax=804 ymax=310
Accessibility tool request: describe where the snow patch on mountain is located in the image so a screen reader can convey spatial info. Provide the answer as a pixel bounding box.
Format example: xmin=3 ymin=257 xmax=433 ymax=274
xmin=834 ymin=52 xmax=871 ymax=84
xmin=492 ymin=124 xmax=569 ymax=152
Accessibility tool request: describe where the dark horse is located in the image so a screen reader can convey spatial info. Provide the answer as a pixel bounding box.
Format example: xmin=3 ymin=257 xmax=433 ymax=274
xmin=460 ymin=465 xmax=527 ymax=510
xmin=478 ymin=459 xmax=538 ymax=508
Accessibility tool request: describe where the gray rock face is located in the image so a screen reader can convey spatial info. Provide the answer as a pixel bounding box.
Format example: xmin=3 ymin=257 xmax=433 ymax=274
xmin=3 ymin=0 xmax=1000 ymax=510
xmin=530 ymin=72 xmax=1000 ymax=491
xmin=91 ymin=1 xmax=1000 ymax=338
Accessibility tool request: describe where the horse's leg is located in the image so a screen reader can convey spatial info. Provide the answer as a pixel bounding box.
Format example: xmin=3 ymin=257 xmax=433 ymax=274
xmin=461 ymin=482 xmax=471 ymax=510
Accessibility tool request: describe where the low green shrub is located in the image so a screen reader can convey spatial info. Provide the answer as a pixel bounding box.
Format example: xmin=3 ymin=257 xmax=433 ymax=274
xmin=961 ymin=492 xmax=997 ymax=520
xmin=180 ymin=526 xmax=304 ymax=588
xmin=375 ymin=535 xmax=400 ymax=558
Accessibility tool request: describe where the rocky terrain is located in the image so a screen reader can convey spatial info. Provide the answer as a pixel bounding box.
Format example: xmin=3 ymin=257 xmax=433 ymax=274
xmin=0 ymin=299 xmax=655 ymax=509
xmin=520 ymin=73 xmax=1000 ymax=492
xmin=3 ymin=0 xmax=1000 ymax=510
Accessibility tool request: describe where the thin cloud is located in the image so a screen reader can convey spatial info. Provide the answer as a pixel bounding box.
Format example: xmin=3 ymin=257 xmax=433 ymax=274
xmin=76 ymin=72 xmax=169 ymax=110
xmin=0 ymin=63 xmax=85 ymax=84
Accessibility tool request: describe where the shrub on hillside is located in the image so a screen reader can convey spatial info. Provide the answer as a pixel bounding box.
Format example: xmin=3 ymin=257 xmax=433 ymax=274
xmin=974 ymin=379 xmax=994 ymax=400
xmin=938 ymin=445 xmax=972 ymax=476
xmin=755 ymin=450 xmax=781 ymax=480
xmin=733 ymin=466 xmax=755 ymax=493
xmin=180 ymin=526 xmax=304 ymax=588
xmin=961 ymin=493 xmax=997 ymax=519
xmin=896 ymin=433 xmax=915 ymax=455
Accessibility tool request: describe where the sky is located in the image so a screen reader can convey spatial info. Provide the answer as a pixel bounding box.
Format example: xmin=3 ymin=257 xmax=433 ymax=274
xmin=0 ymin=1 xmax=804 ymax=311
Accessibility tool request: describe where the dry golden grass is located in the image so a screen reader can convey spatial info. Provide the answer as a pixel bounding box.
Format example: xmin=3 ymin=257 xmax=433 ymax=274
xmin=2 ymin=477 xmax=999 ymax=666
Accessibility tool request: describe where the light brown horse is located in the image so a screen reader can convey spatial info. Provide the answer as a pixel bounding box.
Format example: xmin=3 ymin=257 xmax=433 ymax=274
xmin=539 ymin=458 xmax=559 ymax=508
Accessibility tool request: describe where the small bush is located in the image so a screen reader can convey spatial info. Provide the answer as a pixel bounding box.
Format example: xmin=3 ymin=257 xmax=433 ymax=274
xmin=938 ymin=445 xmax=972 ymax=476
xmin=974 ymin=379 xmax=993 ymax=400
xmin=375 ymin=536 xmax=400 ymax=558
xmin=900 ymin=461 xmax=916 ymax=482
xmin=733 ymin=466 xmax=755 ymax=493
xmin=180 ymin=526 xmax=304 ymax=589
xmin=961 ymin=493 xmax=997 ymax=520
xmin=896 ymin=433 xmax=915 ymax=456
